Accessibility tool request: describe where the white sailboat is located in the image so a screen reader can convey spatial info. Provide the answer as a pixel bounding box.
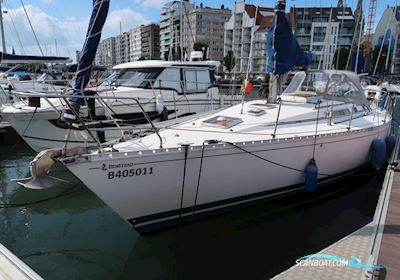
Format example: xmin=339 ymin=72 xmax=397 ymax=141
xmin=17 ymin=0 xmax=393 ymax=233
xmin=20 ymin=69 xmax=392 ymax=232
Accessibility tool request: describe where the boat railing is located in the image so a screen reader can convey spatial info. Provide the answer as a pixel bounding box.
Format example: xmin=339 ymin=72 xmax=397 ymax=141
xmin=13 ymin=92 xmax=165 ymax=150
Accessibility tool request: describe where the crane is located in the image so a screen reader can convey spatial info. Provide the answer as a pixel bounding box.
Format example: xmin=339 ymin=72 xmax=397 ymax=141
xmin=363 ymin=0 xmax=377 ymax=56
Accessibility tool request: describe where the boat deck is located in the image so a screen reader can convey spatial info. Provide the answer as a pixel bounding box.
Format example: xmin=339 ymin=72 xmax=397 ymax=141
xmin=272 ymin=138 xmax=400 ymax=279
xmin=0 ymin=242 xmax=43 ymax=280
xmin=114 ymin=99 xmax=386 ymax=152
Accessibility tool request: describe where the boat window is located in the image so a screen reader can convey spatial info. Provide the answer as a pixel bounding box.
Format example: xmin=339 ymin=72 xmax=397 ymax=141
xmin=116 ymin=68 xmax=163 ymax=88
xmin=100 ymin=71 xmax=118 ymax=86
xmin=300 ymin=72 xmax=328 ymax=94
xmin=184 ymin=69 xmax=211 ymax=93
xmin=197 ymin=70 xmax=211 ymax=91
xmin=332 ymin=109 xmax=351 ymax=117
xmin=37 ymin=73 xmax=51 ymax=82
xmin=185 ymin=70 xmax=197 ymax=91
xmin=326 ymin=74 xmax=361 ymax=98
xmin=283 ymin=72 xmax=328 ymax=96
xmin=283 ymin=72 xmax=305 ymax=94
xmin=156 ymin=68 xmax=182 ymax=92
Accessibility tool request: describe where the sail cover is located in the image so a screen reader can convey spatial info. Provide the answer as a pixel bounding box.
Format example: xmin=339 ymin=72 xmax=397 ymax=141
xmin=267 ymin=0 xmax=312 ymax=75
xmin=73 ymin=0 xmax=109 ymax=97
xmin=0 ymin=52 xmax=70 ymax=64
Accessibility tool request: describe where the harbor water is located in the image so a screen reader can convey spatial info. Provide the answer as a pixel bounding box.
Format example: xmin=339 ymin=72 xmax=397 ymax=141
xmin=0 ymin=142 xmax=385 ymax=280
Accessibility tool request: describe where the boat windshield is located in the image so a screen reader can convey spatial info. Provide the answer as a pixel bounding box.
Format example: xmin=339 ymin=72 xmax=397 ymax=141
xmin=37 ymin=73 xmax=62 ymax=82
xmin=115 ymin=68 xmax=163 ymax=88
xmin=283 ymin=71 xmax=368 ymax=106
xmin=325 ymin=73 xmax=361 ymax=99
xmin=283 ymin=72 xmax=328 ymax=96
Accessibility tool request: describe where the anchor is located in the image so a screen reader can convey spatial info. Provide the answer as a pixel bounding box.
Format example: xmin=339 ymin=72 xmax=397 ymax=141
xmin=14 ymin=147 xmax=87 ymax=189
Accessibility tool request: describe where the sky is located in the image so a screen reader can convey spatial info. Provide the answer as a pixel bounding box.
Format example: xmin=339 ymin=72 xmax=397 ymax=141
xmin=0 ymin=0 xmax=396 ymax=60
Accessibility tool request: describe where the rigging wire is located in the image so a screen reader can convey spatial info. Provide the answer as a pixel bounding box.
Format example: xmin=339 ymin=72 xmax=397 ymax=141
xmin=4 ymin=0 xmax=25 ymax=54
xmin=335 ymin=3 xmax=346 ymax=70
xmin=47 ymin=0 xmax=75 ymax=59
xmin=21 ymin=107 xmax=37 ymax=137
xmin=20 ymin=0 xmax=44 ymax=56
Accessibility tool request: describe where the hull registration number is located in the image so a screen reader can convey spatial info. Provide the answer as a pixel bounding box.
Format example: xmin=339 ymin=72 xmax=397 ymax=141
xmin=108 ymin=167 xmax=154 ymax=180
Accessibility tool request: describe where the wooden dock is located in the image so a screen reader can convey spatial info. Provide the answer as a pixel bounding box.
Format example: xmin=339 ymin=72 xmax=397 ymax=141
xmin=376 ymin=154 xmax=400 ymax=279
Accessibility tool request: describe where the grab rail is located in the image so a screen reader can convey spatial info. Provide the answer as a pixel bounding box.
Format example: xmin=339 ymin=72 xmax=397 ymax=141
xmin=14 ymin=92 xmax=164 ymax=149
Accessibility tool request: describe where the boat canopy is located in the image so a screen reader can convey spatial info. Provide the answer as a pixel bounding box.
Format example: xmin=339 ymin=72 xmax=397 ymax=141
xmin=0 ymin=52 xmax=70 ymax=64
xmin=283 ymin=70 xmax=370 ymax=107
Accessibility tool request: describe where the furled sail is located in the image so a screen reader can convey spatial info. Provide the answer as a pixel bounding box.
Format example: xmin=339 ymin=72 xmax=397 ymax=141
xmin=0 ymin=52 xmax=70 ymax=64
xmin=73 ymin=0 xmax=109 ymax=97
xmin=267 ymin=0 xmax=312 ymax=75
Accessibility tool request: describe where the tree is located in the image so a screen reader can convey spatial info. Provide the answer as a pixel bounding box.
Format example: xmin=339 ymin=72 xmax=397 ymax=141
xmin=163 ymin=51 xmax=170 ymax=61
xmin=223 ymin=50 xmax=235 ymax=73
xmin=332 ymin=47 xmax=350 ymax=70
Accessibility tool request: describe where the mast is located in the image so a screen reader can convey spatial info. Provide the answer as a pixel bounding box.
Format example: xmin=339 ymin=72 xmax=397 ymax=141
xmin=355 ymin=14 xmax=364 ymax=73
xmin=0 ymin=0 xmax=6 ymax=54
xmin=247 ymin=5 xmax=259 ymax=78
xmin=267 ymin=0 xmax=312 ymax=102
xmin=72 ymin=0 xmax=110 ymax=98
xmin=269 ymin=0 xmax=286 ymax=103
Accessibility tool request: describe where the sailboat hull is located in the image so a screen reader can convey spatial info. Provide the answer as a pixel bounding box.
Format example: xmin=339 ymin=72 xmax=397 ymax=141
xmin=62 ymin=122 xmax=390 ymax=232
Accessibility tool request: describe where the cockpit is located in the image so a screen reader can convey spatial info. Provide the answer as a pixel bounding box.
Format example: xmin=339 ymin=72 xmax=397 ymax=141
xmin=282 ymin=70 xmax=369 ymax=107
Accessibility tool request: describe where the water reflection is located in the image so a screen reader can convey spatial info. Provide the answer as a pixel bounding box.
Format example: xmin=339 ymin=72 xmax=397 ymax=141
xmin=122 ymin=170 xmax=382 ymax=280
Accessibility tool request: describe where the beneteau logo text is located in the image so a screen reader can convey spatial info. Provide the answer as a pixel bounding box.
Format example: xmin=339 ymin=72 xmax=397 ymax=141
xmin=296 ymin=254 xmax=384 ymax=269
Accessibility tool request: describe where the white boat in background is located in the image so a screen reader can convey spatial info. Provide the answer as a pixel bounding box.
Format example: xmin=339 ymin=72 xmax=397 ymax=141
xmin=0 ymin=0 xmax=238 ymax=153
xmin=0 ymin=72 xmax=68 ymax=102
xmin=0 ymin=60 xmax=236 ymax=152
xmin=20 ymin=70 xmax=392 ymax=232
xmin=0 ymin=55 xmax=71 ymax=106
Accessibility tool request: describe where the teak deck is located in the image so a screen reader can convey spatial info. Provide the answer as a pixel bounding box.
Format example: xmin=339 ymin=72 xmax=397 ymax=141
xmin=377 ymin=153 xmax=400 ymax=279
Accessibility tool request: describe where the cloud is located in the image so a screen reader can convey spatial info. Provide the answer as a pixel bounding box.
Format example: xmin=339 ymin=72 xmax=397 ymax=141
xmin=3 ymin=5 xmax=88 ymax=58
xmin=2 ymin=5 xmax=151 ymax=60
xmin=42 ymin=0 xmax=54 ymax=4
xmin=103 ymin=8 xmax=150 ymax=36
xmin=134 ymin=0 xmax=169 ymax=9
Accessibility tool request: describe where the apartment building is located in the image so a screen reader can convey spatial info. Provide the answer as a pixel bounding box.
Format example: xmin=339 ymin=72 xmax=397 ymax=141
xmin=141 ymin=24 xmax=160 ymax=60
xmin=94 ymin=37 xmax=116 ymax=66
xmin=291 ymin=6 xmax=356 ymax=70
xmin=374 ymin=6 xmax=400 ymax=73
xmin=160 ymin=0 xmax=194 ymax=60
xmin=184 ymin=4 xmax=231 ymax=61
xmin=95 ymin=23 xmax=160 ymax=66
xmin=224 ymin=2 xmax=274 ymax=74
